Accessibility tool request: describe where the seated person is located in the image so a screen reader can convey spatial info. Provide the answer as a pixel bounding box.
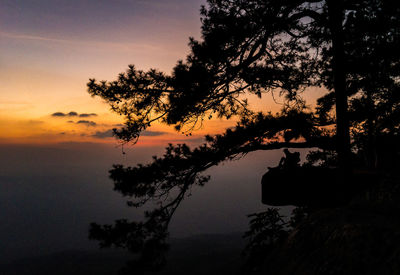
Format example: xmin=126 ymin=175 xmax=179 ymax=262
xmin=278 ymin=149 xmax=300 ymax=170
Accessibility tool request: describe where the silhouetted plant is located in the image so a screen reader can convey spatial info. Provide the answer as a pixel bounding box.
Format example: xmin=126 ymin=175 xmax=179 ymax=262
xmin=242 ymin=208 xmax=288 ymax=273
xmin=289 ymin=207 xmax=309 ymax=228
xmin=88 ymin=0 xmax=400 ymax=271
xmin=242 ymin=207 xmax=310 ymax=273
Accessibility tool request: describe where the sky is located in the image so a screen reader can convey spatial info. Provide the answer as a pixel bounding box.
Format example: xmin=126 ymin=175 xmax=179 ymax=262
xmin=0 ymin=0 xmax=211 ymax=144
xmin=0 ymin=0 xmax=326 ymax=145
xmin=0 ymin=0 xmax=320 ymax=265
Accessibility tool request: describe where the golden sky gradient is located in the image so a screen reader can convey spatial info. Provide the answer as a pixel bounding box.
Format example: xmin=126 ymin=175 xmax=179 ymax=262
xmin=0 ymin=0 xmax=325 ymax=146
xmin=0 ymin=0 xmax=205 ymax=145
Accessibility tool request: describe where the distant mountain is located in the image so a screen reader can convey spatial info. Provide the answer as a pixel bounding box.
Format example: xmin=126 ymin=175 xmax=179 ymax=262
xmin=0 ymin=233 xmax=245 ymax=275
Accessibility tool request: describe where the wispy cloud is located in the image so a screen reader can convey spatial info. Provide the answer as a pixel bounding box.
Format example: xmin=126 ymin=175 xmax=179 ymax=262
xmin=92 ymin=129 xmax=114 ymax=139
xmin=0 ymin=31 xmax=74 ymax=44
xmin=0 ymin=31 xmax=167 ymax=52
xmin=141 ymin=130 xmax=167 ymax=137
xmin=79 ymin=113 xmax=97 ymax=118
xmin=77 ymin=120 xmax=97 ymax=126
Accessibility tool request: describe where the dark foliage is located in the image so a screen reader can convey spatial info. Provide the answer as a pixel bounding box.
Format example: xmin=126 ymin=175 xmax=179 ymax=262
xmin=241 ymin=207 xmax=310 ymax=273
xmin=242 ymin=208 xmax=289 ymax=273
xmin=87 ymin=0 xmax=400 ymax=272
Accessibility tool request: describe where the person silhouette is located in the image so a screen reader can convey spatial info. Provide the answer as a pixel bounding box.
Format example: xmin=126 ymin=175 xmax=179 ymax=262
xmin=278 ymin=149 xmax=300 ymax=170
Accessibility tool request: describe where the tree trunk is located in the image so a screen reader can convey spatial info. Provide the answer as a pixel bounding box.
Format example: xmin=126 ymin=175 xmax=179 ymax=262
xmin=366 ymin=88 xmax=377 ymax=169
xmin=327 ymin=0 xmax=351 ymax=174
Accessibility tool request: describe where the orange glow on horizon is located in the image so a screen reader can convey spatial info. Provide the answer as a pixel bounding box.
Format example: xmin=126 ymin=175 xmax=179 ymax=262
xmin=0 ymin=0 xmax=325 ymax=147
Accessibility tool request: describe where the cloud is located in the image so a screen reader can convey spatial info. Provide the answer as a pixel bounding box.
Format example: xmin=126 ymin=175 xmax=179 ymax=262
xmin=76 ymin=120 xmax=97 ymax=126
xmin=92 ymin=129 xmax=114 ymax=139
xmin=52 ymin=111 xmax=78 ymax=117
xmin=141 ymin=130 xmax=167 ymax=136
xmin=51 ymin=111 xmax=97 ymax=118
xmin=0 ymin=31 xmax=167 ymax=54
xmin=68 ymin=111 xmax=78 ymax=117
xmin=79 ymin=113 xmax=97 ymax=118
xmin=51 ymin=112 xmax=66 ymax=117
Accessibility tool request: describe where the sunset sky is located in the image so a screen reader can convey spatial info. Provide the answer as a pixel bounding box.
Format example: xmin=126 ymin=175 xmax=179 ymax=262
xmin=0 ymin=1 xmax=324 ymax=263
xmin=1 ymin=0 xmax=327 ymax=146
xmin=0 ymin=0 xmax=209 ymax=144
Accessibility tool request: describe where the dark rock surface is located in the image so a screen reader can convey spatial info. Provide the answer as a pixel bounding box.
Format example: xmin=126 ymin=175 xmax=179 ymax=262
xmin=264 ymin=177 xmax=400 ymax=275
